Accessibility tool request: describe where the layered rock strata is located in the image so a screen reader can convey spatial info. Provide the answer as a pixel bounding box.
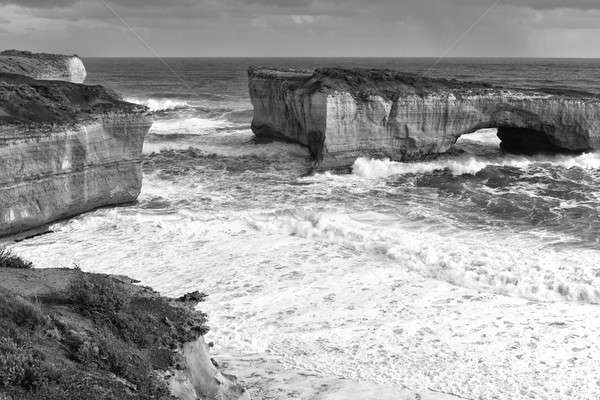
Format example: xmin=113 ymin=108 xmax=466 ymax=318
xmin=249 ymin=67 xmax=600 ymax=169
xmin=0 ymin=72 xmax=151 ymax=237
xmin=0 ymin=49 xmax=87 ymax=83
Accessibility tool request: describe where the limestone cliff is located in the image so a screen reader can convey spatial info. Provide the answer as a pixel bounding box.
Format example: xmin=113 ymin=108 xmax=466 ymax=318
xmin=0 ymin=50 xmax=86 ymax=83
xmin=249 ymin=67 xmax=600 ymax=169
xmin=0 ymin=72 xmax=151 ymax=237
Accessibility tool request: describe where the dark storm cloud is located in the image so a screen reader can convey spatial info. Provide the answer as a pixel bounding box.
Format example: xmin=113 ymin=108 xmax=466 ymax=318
xmin=5 ymin=0 xmax=600 ymax=12
xmin=490 ymin=0 xmax=600 ymax=10
xmin=2 ymin=0 xmax=600 ymax=57
xmin=0 ymin=0 xmax=76 ymax=8
xmin=243 ymin=0 xmax=313 ymax=7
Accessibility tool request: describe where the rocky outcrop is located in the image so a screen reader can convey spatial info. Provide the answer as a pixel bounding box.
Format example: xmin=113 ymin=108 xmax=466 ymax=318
xmin=0 ymin=50 xmax=86 ymax=83
xmin=0 ymin=263 xmax=248 ymax=400
xmin=169 ymin=339 xmax=249 ymax=400
xmin=0 ymin=72 xmax=151 ymax=237
xmin=249 ymin=67 xmax=600 ymax=169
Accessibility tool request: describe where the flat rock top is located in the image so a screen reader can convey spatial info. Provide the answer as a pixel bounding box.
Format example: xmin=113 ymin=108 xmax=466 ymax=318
xmin=249 ymin=67 xmax=599 ymax=100
xmin=0 ymin=72 xmax=146 ymax=126
xmin=0 ymin=49 xmax=80 ymax=76
xmin=0 ymin=267 xmax=152 ymax=299
xmin=0 ymin=49 xmax=79 ymax=60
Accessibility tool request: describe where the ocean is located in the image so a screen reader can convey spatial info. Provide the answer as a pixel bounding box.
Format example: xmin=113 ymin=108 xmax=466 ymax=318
xmin=10 ymin=58 xmax=600 ymax=399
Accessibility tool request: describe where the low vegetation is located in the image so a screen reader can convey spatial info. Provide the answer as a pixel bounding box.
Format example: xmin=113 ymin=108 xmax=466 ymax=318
xmin=0 ymin=250 xmax=33 ymax=269
xmin=0 ymin=253 xmax=209 ymax=400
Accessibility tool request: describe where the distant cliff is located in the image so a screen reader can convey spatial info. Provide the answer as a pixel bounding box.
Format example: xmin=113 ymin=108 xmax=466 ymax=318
xmin=0 ymin=50 xmax=87 ymax=83
xmin=249 ymin=67 xmax=600 ymax=169
xmin=0 ymin=71 xmax=151 ymax=237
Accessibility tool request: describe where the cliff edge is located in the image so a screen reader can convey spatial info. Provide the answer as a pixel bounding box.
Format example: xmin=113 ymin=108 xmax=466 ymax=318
xmin=0 ymin=50 xmax=86 ymax=84
xmin=0 ymin=252 xmax=248 ymax=400
xmin=0 ymin=71 xmax=151 ymax=237
xmin=248 ymin=67 xmax=600 ymax=169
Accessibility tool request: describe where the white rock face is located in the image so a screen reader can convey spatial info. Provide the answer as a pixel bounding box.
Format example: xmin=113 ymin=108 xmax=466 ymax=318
xmin=0 ymin=114 xmax=151 ymax=237
xmin=249 ymin=67 xmax=600 ymax=169
xmin=65 ymin=56 xmax=87 ymax=83
xmin=0 ymin=65 xmax=152 ymax=237
xmin=169 ymin=338 xmax=250 ymax=400
xmin=0 ymin=50 xmax=87 ymax=83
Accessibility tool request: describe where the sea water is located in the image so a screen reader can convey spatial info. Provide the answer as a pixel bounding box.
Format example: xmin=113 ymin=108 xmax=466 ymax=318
xmin=10 ymin=58 xmax=600 ymax=399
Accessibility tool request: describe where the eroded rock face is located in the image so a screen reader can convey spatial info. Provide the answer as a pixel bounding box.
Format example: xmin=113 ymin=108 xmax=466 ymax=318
xmin=169 ymin=338 xmax=250 ymax=400
xmin=0 ymin=50 xmax=87 ymax=83
xmin=0 ymin=72 xmax=151 ymax=237
xmin=249 ymin=67 xmax=600 ymax=169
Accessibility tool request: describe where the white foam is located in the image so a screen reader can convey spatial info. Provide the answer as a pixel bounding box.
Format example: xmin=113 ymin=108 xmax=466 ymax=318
xmin=456 ymin=128 xmax=501 ymax=147
xmin=352 ymin=152 xmax=600 ymax=178
xmin=150 ymin=117 xmax=230 ymax=136
xmin=247 ymin=209 xmax=600 ymax=304
xmin=144 ymin=128 xmax=309 ymax=159
xmin=125 ymin=97 xmax=190 ymax=112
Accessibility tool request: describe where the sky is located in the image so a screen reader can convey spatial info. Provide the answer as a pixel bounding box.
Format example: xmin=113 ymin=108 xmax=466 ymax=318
xmin=0 ymin=0 xmax=599 ymax=57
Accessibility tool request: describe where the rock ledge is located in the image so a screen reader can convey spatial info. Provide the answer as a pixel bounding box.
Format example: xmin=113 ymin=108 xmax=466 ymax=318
xmin=0 ymin=50 xmax=87 ymax=83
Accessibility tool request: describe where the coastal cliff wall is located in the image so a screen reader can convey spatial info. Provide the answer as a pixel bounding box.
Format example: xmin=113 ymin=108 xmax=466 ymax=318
xmin=0 ymin=50 xmax=86 ymax=83
xmin=0 ymin=72 xmax=151 ymax=237
xmin=249 ymin=67 xmax=600 ymax=169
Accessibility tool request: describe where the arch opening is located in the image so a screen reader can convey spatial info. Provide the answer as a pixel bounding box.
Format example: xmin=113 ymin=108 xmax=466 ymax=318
xmin=455 ymin=127 xmax=579 ymax=156
xmin=496 ymin=127 xmax=573 ymax=155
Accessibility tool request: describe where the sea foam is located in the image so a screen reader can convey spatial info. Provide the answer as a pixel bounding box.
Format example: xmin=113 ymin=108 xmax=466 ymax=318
xmin=247 ymin=208 xmax=600 ymax=305
xmin=352 ymin=152 xmax=600 ymax=178
xmin=125 ymin=97 xmax=190 ymax=112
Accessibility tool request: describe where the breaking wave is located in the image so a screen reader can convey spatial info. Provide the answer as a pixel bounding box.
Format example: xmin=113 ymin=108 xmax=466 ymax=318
xmin=247 ymin=209 xmax=600 ymax=305
xmin=150 ymin=117 xmax=231 ymax=136
xmin=353 ymin=152 xmax=600 ymax=178
xmin=125 ymin=97 xmax=190 ymax=112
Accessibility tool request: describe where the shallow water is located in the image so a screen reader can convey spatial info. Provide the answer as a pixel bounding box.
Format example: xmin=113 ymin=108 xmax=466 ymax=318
xmin=10 ymin=58 xmax=600 ymax=399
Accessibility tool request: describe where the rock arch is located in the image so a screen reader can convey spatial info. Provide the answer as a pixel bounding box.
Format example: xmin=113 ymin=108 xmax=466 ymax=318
xmin=249 ymin=67 xmax=600 ymax=169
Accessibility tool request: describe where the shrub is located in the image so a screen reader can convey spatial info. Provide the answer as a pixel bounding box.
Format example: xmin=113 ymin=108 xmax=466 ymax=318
xmin=68 ymin=274 xmax=128 ymax=314
xmin=0 ymin=290 xmax=47 ymax=330
xmin=65 ymin=329 xmax=170 ymax=397
xmin=0 ymin=337 xmax=48 ymax=390
xmin=0 ymin=250 xmax=33 ymax=269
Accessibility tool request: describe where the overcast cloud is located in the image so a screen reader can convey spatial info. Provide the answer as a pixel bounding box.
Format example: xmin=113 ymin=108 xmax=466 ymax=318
xmin=0 ymin=0 xmax=598 ymax=56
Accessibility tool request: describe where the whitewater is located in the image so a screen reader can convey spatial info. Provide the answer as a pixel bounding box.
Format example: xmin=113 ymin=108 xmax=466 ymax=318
xmin=9 ymin=58 xmax=600 ymax=399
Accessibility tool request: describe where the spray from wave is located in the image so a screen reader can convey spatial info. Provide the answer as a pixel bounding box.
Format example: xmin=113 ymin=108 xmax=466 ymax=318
xmin=247 ymin=208 xmax=600 ymax=305
xmin=125 ymin=97 xmax=190 ymax=112
xmin=353 ymin=152 xmax=600 ymax=178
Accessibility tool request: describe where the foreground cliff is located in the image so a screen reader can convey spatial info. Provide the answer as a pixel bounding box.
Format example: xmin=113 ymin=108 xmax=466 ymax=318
xmin=0 ymin=252 xmax=248 ymax=400
xmin=0 ymin=50 xmax=86 ymax=84
xmin=0 ymin=72 xmax=151 ymax=237
xmin=249 ymin=67 xmax=600 ymax=169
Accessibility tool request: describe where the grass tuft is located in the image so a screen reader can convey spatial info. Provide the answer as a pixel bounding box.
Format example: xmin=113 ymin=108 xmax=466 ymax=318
xmin=0 ymin=249 xmax=33 ymax=269
xmin=68 ymin=274 xmax=128 ymax=314
xmin=0 ymin=289 xmax=47 ymax=331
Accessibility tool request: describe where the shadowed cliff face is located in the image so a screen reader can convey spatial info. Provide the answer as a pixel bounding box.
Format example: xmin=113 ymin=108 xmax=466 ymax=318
xmin=248 ymin=67 xmax=600 ymax=169
xmin=0 ymin=71 xmax=151 ymax=237
xmin=0 ymin=50 xmax=87 ymax=84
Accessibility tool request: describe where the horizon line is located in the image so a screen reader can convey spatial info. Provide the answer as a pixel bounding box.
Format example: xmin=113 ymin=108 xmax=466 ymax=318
xmin=80 ymin=56 xmax=600 ymax=59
